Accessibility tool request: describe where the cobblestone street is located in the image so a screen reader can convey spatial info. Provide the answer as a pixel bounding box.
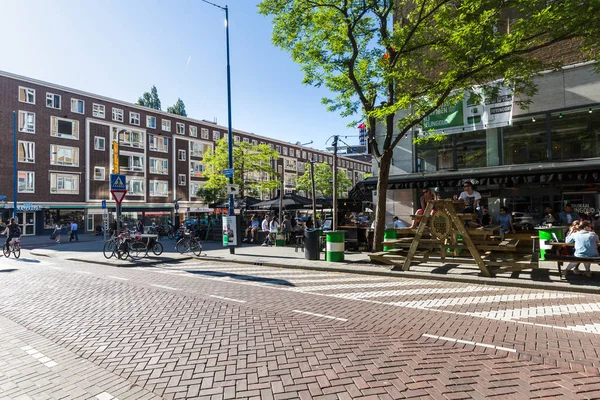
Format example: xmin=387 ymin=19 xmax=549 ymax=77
xmin=2 ymin=249 xmax=600 ymax=399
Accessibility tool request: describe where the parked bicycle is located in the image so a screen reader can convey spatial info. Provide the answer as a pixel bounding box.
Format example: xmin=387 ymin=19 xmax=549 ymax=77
xmin=3 ymin=236 xmax=21 ymax=259
xmin=103 ymin=231 xmax=147 ymax=260
xmin=175 ymin=231 xmax=203 ymax=256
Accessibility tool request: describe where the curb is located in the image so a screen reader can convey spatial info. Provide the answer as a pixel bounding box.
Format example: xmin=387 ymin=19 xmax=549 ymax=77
xmin=66 ymin=256 xmax=194 ymax=268
xmin=198 ymin=255 xmax=600 ymax=295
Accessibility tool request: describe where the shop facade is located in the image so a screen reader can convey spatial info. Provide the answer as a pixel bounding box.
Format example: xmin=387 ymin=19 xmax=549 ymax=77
xmin=352 ymin=63 xmax=600 ymax=227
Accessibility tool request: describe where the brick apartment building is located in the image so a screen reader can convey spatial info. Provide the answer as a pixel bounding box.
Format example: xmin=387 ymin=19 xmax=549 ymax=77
xmin=0 ymin=71 xmax=371 ymax=236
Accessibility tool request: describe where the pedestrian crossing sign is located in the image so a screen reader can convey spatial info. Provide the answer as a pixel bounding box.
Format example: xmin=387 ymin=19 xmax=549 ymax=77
xmin=110 ymin=174 xmax=127 ymax=190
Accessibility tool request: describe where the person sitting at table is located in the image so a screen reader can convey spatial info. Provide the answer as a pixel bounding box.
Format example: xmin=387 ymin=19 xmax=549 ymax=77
xmin=559 ymin=204 xmax=580 ymax=226
xmin=566 ymin=220 xmax=581 ymax=241
xmin=243 ymin=215 xmax=260 ymax=243
xmin=409 ymin=209 xmax=424 ymax=229
xmin=393 ymin=216 xmax=407 ymax=228
xmin=564 ymin=220 xmax=599 ymax=277
xmin=420 ymin=188 xmax=436 ymax=210
xmin=540 ymin=206 xmax=558 ymax=226
xmin=496 ymin=207 xmax=515 ymax=234
xmin=454 ymin=182 xmax=481 ymax=214
xmin=480 ymin=207 xmax=492 ymax=226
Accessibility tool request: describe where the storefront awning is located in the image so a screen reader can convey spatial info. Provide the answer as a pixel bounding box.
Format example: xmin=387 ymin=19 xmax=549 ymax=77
xmin=350 ymin=158 xmax=600 ymax=200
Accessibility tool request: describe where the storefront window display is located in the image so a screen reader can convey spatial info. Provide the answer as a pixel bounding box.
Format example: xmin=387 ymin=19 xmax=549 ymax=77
xmin=502 ymin=114 xmax=548 ymax=165
xmin=44 ymin=209 xmax=85 ymax=230
xmin=550 ymin=110 xmax=600 ymax=161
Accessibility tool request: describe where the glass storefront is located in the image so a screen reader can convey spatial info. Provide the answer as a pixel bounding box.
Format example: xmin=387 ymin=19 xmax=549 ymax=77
xmin=416 ymin=105 xmax=600 ymax=171
xmin=44 ymin=209 xmax=85 ymax=230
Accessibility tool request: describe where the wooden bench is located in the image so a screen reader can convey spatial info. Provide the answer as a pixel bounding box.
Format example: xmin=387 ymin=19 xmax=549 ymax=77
xmin=543 ymin=253 xmax=600 ymax=279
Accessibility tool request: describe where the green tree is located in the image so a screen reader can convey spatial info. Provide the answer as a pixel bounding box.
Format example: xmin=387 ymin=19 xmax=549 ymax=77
xmin=137 ymin=85 xmax=162 ymax=110
xmin=259 ymin=0 xmax=600 ymax=251
xmin=296 ymin=162 xmax=352 ymax=198
xmin=202 ymin=138 xmax=280 ymax=198
xmin=196 ymin=186 xmax=225 ymax=206
xmin=167 ymin=98 xmax=187 ymax=117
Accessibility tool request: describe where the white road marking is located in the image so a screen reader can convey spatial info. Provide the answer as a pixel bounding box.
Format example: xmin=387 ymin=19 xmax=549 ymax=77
xmin=333 ymin=286 xmax=502 ymax=299
xmin=291 ymin=280 xmax=439 ymax=292
xmin=422 ymin=333 xmax=516 ymax=353
xmin=291 ymin=277 xmax=388 ymax=284
xmin=151 ymin=284 xmax=179 ymax=291
xmin=389 ymin=292 xmax=580 ymax=308
xmin=108 ymin=276 xmax=129 ymax=281
xmin=75 ymin=270 xmax=92 ymax=274
xmin=210 ymin=295 xmax=247 ymax=303
xmin=466 ymin=302 xmax=600 ymax=321
xmin=293 ymin=309 xmax=348 ymax=322
xmin=49 ymin=267 xmax=63 ymax=270
xmin=563 ymin=323 xmax=600 ymax=334
xmin=96 ymin=392 xmax=120 ymax=400
xmin=20 ymin=345 xmax=58 ymax=368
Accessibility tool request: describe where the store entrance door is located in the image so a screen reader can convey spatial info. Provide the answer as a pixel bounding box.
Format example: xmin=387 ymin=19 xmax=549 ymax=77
xmin=18 ymin=212 xmax=35 ymax=236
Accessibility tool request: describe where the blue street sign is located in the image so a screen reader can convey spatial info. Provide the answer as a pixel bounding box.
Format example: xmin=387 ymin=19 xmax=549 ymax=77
xmin=223 ymin=168 xmax=234 ymax=178
xmin=101 ymin=200 xmax=107 ymax=209
xmin=110 ymin=174 xmax=127 ymax=191
xmin=175 ymin=203 xmax=179 ymax=210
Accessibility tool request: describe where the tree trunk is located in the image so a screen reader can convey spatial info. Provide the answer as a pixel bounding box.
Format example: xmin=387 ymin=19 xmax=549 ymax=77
xmin=373 ymin=150 xmax=392 ymax=252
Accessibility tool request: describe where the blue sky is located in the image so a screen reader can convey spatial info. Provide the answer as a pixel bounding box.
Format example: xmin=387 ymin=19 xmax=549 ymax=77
xmin=1 ymin=0 xmax=360 ymax=150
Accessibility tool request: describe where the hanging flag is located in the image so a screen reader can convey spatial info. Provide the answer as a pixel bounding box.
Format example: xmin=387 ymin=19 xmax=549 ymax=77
xmin=358 ymin=122 xmax=367 ymax=146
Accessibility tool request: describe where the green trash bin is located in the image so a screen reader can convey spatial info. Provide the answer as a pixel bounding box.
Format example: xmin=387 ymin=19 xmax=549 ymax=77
xmin=275 ymin=230 xmax=286 ymax=247
xmin=383 ymin=229 xmax=397 ymax=251
xmin=326 ymin=231 xmax=345 ymax=262
xmin=536 ymin=226 xmax=566 ymax=261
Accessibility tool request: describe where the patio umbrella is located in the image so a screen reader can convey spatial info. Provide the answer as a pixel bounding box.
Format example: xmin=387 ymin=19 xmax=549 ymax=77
xmin=211 ymin=196 xmax=262 ymax=209
xmin=250 ymin=194 xmax=312 ymax=211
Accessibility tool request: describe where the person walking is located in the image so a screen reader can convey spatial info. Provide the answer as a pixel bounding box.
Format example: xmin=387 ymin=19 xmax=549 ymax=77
xmin=53 ymin=223 xmax=61 ymax=243
xmin=69 ymin=220 xmax=79 ymax=242
xmin=261 ymin=215 xmax=271 ymax=246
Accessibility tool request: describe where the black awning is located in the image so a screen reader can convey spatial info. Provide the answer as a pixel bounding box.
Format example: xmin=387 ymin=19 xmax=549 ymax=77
xmin=350 ymin=158 xmax=600 ymax=200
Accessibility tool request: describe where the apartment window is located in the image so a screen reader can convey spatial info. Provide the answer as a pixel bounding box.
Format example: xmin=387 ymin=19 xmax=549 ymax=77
xmin=329 ymin=156 xmax=333 ymax=164
xmin=18 ymin=141 xmax=35 ymax=163
xmin=190 ymin=182 xmax=203 ymax=197
xmin=149 ymin=180 xmax=169 ymax=197
xmin=71 ymin=98 xmax=85 ymax=114
xmin=282 ymin=147 xmax=288 ymax=156
xmin=118 ymin=154 xmax=144 ymax=172
xmin=148 ymin=134 xmax=168 ymax=152
xmin=318 ymin=154 xmax=323 ymax=162
xmin=18 ymin=111 xmax=35 ymax=133
xmin=118 ymin=129 xmax=144 ymax=148
xmin=178 ymin=149 xmax=187 ymax=161
xmin=252 ymin=140 xmax=257 ymax=146
xmin=190 ymin=161 xmax=205 ymax=177
xmin=94 ymin=166 xmax=106 ymax=180
xmin=162 ymin=119 xmax=171 ymax=132
xmin=149 ymin=157 xmax=168 ymax=175
xmin=289 ymin=149 xmax=295 ymax=157
xmin=92 ymin=103 xmax=105 ymax=118
xmin=46 ymin=93 xmax=61 ymax=109
xmin=189 ymin=126 xmax=198 ymax=137
xmin=147 ymin=116 xmax=157 ymax=129
xmin=213 ymin=131 xmax=220 ymax=140
xmin=127 ymin=178 xmax=144 ymax=195
xmin=50 ymin=144 xmax=79 ymax=167
xmin=50 ymin=173 xmax=79 ymax=194
xmin=302 ymin=151 xmax=307 ymax=159
xmin=243 ymin=137 xmax=249 ymax=143
xmin=18 ymin=171 xmax=35 ymax=193
xmin=130 ymin=112 xmax=140 ymax=125
xmin=112 ymin=108 xmax=124 ymax=122
xmin=285 ymin=158 xmax=297 ymax=171
xmin=234 ymin=136 xmax=240 ymax=143
xmin=94 ymin=136 xmax=105 ymax=151
xmin=190 ymin=142 xmax=208 ymax=158
xmin=19 ymin=87 xmax=35 ymax=104
xmin=176 ymin=122 xmax=185 ymax=135
xmin=51 ymin=116 xmax=79 ymax=140
xmin=277 ymin=165 xmax=282 ymax=174
xmin=201 ymin=128 xmax=209 ymax=139
xmin=178 ymin=174 xmax=186 ymax=186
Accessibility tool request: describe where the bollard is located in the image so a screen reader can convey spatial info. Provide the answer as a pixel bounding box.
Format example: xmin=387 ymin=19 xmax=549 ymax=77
xmin=326 ymin=231 xmax=345 ymax=262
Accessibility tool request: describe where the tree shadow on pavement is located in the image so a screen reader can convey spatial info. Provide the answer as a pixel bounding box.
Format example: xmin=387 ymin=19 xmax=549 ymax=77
xmin=0 ymin=269 xmax=18 ymax=273
xmin=187 ymin=270 xmax=295 ymax=286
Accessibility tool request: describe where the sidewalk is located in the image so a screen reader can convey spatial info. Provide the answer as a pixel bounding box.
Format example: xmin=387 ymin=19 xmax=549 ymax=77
xmin=25 ymin=233 xmax=600 ymax=294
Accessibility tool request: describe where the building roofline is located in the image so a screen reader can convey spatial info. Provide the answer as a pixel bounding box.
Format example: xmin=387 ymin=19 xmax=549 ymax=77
xmin=0 ymin=69 xmax=371 ymax=165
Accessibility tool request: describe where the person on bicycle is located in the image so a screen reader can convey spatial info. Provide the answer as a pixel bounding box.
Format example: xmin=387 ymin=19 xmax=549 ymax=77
xmin=2 ymin=218 xmax=21 ymax=247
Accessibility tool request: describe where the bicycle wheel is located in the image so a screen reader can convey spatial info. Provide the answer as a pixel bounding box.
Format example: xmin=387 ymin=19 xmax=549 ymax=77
xmin=151 ymin=242 xmax=163 ymax=256
xmin=103 ymin=240 xmax=117 ymax=259
xmin=190 ymin=240 xmax=203 ymax=256
xmin=175 ymin=238 xmax=190 ymax=254
xmin=13 ymin=244 xmax=20 ymax=259
xmin=3 ymin=244 xmax=9 ymax=258
xmin=167 ymin=231 xmax=175 ymax=240
xmin=117 ymin=241 xmax=129 ymax=260
xmin=129 ymin=241 xmax=147 ymax=260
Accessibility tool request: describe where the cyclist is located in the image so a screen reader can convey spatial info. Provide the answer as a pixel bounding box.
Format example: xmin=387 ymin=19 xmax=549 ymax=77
xmin=2 ymin=218 xmax=21 ymax=247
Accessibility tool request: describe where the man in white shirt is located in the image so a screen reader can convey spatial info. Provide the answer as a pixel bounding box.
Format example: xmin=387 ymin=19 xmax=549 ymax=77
xmin=261 ymin=215 xmax=271 ymax=246
xmin=457 ymin=182 xmax=481 ymax=213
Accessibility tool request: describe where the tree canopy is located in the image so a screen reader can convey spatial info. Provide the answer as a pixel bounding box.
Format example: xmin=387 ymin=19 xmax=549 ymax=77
xmin=200 ymin=138 xmax=280 ymax=199
xmin=137 ymin=85 xmax=162 ymax=110
xmin=167 ymin=98 xmax=187 ymax=117
xmin=296 ymin=162 xmax=352 ymax=198
xmin=259 ymin=0 xmax=600 ymax=250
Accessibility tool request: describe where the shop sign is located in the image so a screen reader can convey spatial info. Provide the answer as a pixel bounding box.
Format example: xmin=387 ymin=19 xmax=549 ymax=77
xmin=422 ymin=84 xmax=513 ymax=135
xmin=431 ymin=209 xmax=451 ymax=240
xmin=190 ymin=207 xmax=214 ymax=212
xmin=571 ymin=204 xmax=596 ymax=214
xmin=17 ymin=203 xmax=41 ymax=211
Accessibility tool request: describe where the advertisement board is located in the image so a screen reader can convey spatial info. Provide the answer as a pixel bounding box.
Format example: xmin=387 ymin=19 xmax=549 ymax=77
xmin=222 ymin=216 xmax=237 ymax=246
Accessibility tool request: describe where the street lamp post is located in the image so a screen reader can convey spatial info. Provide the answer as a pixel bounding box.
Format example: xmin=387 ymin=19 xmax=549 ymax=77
xmin=12 ymin=111 xmax=17 ymax=222
xmin=201 ymin=0 xmax=235 ymax=254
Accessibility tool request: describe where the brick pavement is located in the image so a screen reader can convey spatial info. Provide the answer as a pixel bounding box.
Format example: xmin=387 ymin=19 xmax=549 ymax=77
xmin=2 ymin=256 xmax=600 ymax=398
